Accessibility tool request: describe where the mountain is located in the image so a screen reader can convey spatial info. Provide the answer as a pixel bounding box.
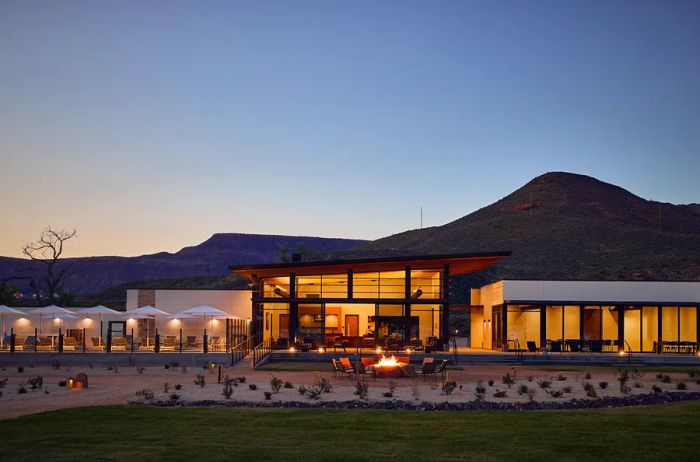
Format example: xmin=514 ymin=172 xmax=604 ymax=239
xmin=358 ymin=172 xmax=700 ymax=282
xmin=0 ymin=233 xmax=366 ymax=294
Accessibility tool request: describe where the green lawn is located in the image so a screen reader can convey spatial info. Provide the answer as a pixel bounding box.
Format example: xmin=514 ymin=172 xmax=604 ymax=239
xmin=1 ymin=403 xmax=699 ymax=461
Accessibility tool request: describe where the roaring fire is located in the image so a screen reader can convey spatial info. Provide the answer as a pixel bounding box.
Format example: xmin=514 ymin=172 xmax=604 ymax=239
xmin=376 ymin=354 xmax=399 ymax=367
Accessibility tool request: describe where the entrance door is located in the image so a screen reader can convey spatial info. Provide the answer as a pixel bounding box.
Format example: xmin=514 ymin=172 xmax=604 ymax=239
xmin=492 ymin=309 xmax=503 ymax=350
xmin=345 ymin=315 xmax=359 ymax=337
xmin=279 ymin=314 xmax=289 ymax=340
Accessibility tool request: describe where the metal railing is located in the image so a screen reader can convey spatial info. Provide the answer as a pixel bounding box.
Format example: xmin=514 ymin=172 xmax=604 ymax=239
xmin=623 ymin=339 xmax=634 ymax=362
xmin=230 ymin=336 xmax=253 ymax=367
xmin=253 ymin=338 xmax=273 ymax=368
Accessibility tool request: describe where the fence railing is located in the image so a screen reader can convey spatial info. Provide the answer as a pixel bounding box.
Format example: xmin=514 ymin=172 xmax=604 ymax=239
xmin=230 ymin=336 xmax=253 ymax=366
xmin=253 ymin=338 xmax=273 ymax=368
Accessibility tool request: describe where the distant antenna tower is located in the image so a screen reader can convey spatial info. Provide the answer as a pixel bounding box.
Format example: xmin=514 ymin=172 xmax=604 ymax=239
xmin=420 ymin=206 xmax=423 ymax=229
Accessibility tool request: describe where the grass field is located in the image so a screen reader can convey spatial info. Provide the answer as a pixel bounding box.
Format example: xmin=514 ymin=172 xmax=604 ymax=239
xmin=1 ymin=402 xmax=699 ymax=461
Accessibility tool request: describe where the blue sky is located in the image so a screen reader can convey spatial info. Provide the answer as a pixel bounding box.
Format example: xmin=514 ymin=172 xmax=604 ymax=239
xmin=1 ymin=0 xmax=698 ymax=257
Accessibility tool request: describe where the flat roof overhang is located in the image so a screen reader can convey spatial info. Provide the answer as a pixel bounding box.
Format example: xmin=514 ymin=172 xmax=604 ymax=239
xmin=230 ymin=251 xmax=512 ymax=279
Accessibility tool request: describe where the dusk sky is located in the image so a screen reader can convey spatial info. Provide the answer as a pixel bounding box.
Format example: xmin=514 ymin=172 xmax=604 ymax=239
xmin=1 ymin=0 xmax=698 ymax=258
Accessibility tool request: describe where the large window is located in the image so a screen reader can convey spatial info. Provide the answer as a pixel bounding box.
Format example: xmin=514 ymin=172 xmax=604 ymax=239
xmin=410 ymin=270 xmax=441 ymax=299
xmin=624 ymin=306 xmax=642 ymax=352
xmin=680 ymin=307 xmax=697 ymax=343
xmin=262 ymin=277 xmax=290 ymax=298
xmin=642 ymin=306 xmax=658 ymax=352
xmin=411 ymin=305 xmax=441 ymax=342
xmin=662 ymin=306 xmax=679 ymax=342
xmin=261 ymin=303 xmax=289 ymax=344
xmin=296 ymin=274 xmax=349 ymax=299
xmin=545 ymin=305 xmax=580 ymax=341
xmin=353 ymin=271 xmax=406 ymax=299
xmin=507 ymin=305 xmax=541 ymax=349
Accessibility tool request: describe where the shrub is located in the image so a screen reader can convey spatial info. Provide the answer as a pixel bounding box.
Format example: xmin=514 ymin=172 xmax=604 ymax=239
xmin=264 ymin=391 xmax=272 ymax=400
xmin=634 ymin=381 xmax=643 ymax=388
xmin=17 ymin=366 xmax=24 ymax=373
xmin=517 ymin=384 xmax=529 ymax=395
xmin=652 ymin=385 xmax=662 ymax=393
xmin=562 ymin=386 xmax=572 ymax=393
xmin=164 ymin=364 xmax=170 ymax=370
xmin=222 ymin=383 xmax=234 ymax=399
xmin=493 ymin=389 xmax=507 ymax=398
xmin=656 ymin=373 xmax=664 ymax=379
xmin=354 ymin=381 xmax=368 ymax=400
xmin=556 ymin=374 xmax=567 ymax=381
xmin=599 ymin=381 xmax=608 ymax=389
xmin=0 ymin=378 xmax=7 ymax=390
xmin=475 ymin=380 xmax=486 ymax=401
xmin=388 ymin=380 xmax=397 ymax=393
xmin=527 ymin=388 xmax=536 ymax=402
xmin=502 ymin=373 xmax=515 ymax=387
xmin=441 ymin=381 xmax=457 ymax=395
xmin=181 ymin=366 xmax=187 ymax=374
xmin=27 ymin=376 xmax=43 ymax=391
xmin=17 ymin=385 xmax=27 ymax=394
xmin=411 ymin=381 xmax=420 ymax=401
xmin=688 ymin=369 xmax=699 ymax=378
xmin=546 ymin=389 xmax=563 ymax=398
xmin=487 ymin=379 xmax=495 ymax=387
xmin=163 ymin=382 xmax=171 ymax=393
xmin=270 ymin=376 xmax=283 ymax=393
xmin=306 ymin=386 xmax=323 ymax=400
xmin=283 ymin=381 xmax=294 ymax=389
xmin=320 ymin=378 xmax=332 ymax=393
xmin=661 ymin=375 xmax=672 ymax=384
xmin=58 ymin=380 xmax=67 ymax=387
xmin=583 ymin=382 xmax=597 ymax=398
xmin=194 ymin=375 xmax=206 ymax=388
xmin=174 ymin=384 xmax=182 ymax=391
xmin=137 ymin=367 xmax=145 ymax=374
xmin=135 ymin=389 xmax=154 ymax=400
xmin=248 ymin=384 xmax=257 ymax=391
xmin=676 ymin=382 xmax=687 ymax=390
xmin=527 ymin=375 xmax=533 ymax=382
xmin=538 ymin=379 xmax=551 ymax=389
xmin=169 ymin=393 xmax=181 ymax=401
xmin=616 ymin=369 xmax=631 ymax=394
xmin=382 ymin=391 xmax=394 ymax=398
xmin=585 ymin=372 xmax=592 ymax=380
xmin=298 ymin=385 xmax=307 ymax=395
xmin=237 ymin=376 xmax=246 ymax=383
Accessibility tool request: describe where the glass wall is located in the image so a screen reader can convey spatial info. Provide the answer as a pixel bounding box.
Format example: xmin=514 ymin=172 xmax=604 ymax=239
xmin=545 ymin=306 xmax=580 ymax=341
xmin=262 ymin=277 xmax=291 ymax=298
xmin=261 ymin=303 xmax=289 ymax=345
xmin=296 ymin=274 xmax=348 ymax=299
xmin=680 ymin=307 xmax=697 ymax=343
xmin=582 ymin=306 xmax=602 ymax=340
xmin=642 ymin=306 xmax=658 ymax=352
xmin=507 ymin=305 xmax=541 ymax=349
xmin=546 ymin=305 xmax=563 ymax=341
xmin=601 ymin=306 xmax=618 ymax=342
xmin=411 ymin=304 xmax=441 ymax=343
xmin=410 ymin=270 xmax=441 ymax=299
xmin=624 ymin=307 xmax=642 ymax=352
xmin=662 ymin=306 xmax=679 ymax=343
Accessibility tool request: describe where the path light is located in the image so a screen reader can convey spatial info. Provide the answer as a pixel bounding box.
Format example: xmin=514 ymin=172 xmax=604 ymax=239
xmin=318 ymin=347 xmax=325 ymax=353
xmin=619 ymin=350 xmax=626 ymax=356
xmin=289 ymin=346 xmax=296 ymax=352
xmin=375 ymin=346 xmax=382 ymax=354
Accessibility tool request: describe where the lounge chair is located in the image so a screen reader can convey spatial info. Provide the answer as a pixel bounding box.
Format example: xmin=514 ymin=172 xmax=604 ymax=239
xmin=361 ymin=357 xmax=375 ymax=368
xmin=396 ymin=356 xmax=409 ymax=364
xmin=415 ymin=360 xmax=436 ymax=381
xmin=185 ymin=336 xmax=198 ymax=350
xmin=590 ymin=340 xmax=603 ymax=353
xmin=435 ymin=359 xmax=449 ymax=380
xmin=138 ymin=338 xmax=155 ymax=351
xmin=62 ymin=337 xmax=78 ymax=351
xmin=209 ymin=336 xmax=223 ymax=351
xmin=36 ymin=336 xmax=53 ymax=351
xmin=339 ymin=357 xmax=354 ymax=378
xmin=160 ymin=336 xmax=176 ymax=352
xmin=550 ymin=341 xmax=562 ymax=352
xmin=111 ymin=337 xmax=128 ymax=351
xmin=11 ymin=336 xmax=27 ymax=351
xmin=332 ymin=336 xmax=348 ymax=352
xmin=354 ymin=361 xmax=374 ymax=381
xmin=89 ymin=337 xmax=105 ymax=351
xmin=527 ymin=341 xmax=538 ymax=352
xmin=332 ymin=359 xmax=352 ymax=379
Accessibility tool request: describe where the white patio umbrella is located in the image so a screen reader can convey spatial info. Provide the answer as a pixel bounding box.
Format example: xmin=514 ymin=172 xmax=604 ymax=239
xmin=77 ymin=305 xmax=121 ymax=341
xmin=181 ymin=305 xmax=230 ymax=333
xmin=125 ymin=306 xmax=170 ymax=346
xmin=30 ymin=305 xmax=77 ymax=334
xmin=0 ymin=305 xmax=24 ymax=347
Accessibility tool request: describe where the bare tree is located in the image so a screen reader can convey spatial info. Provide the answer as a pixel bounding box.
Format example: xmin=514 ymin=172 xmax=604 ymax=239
xmin=22 ymin=226 xmax=77 ymax=302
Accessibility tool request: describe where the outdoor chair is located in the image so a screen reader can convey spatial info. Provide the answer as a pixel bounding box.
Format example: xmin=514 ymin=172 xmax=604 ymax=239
xmin=332 ymin=359 xmax=352 ymax=379
xmin=161 ymin=336 xmax=177 ymax=352
xmin=111 ymin=337 xmax=128 ymax=351
xmin=361 ymin=357 xmax=376 ymax=372
xmin=361 ymin=337 xmax=375 ymax=350
xmin=590 ymin=340 xmax=603 ymax=353
xmin=185 ymin=336 xmax=198 ymax=350
xmin=89 ymin=337 xmax=105 ymax=351
xmin=397 ymin=356 xmax=409 ymax=364
xmin=332 ymin=336 xmax=348 ymax=352
xmin=339 ymin=357 xmax=355 ymax=378
xmin=36 ymin=336 xmax=53 ymax=351
xmin=12 ymin=336 xmax=27 ymax=351
xmin=550 ymin=341 xmax=562 ymax=352
xmin=62 ymin=337 xmax=78 ymax=351
xmin=415 ymin=360 xmax=437 ymax=381
xmin=209 ymin=336 xmax=223 ymax=351
xmin=527 ymin=341 xmax=538 ymax=352
xmin=566 ymin=340 xmax=582 ymax=352
xmin=138 ymin=338 xmax=155 ymax=351
xmin=0 ymin=336 xmax=11 ymax=350
xmin=354 ymin=361 xmax=374 ymax=381
xmin=435 ymin=359 xmax=449 ymax=381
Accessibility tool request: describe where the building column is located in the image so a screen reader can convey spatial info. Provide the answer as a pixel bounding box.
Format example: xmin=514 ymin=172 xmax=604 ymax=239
xmin=502 ymin=304 xmax=508 ymax=351
xmin=288 ymin=272 xmax=298 ymax=343
xmin=579 ymin=305 xmax=585 ymax=342
xmin=440 ymin=264 xmax=450 ymax=343
xmin=347 ymin=269 xmax=353 ymax=299
xmin=617 ymin=305 xmax=625 ymax=352
xmin=539 ymin=304 xmax=546 ymax=349
xmin=404 ymin=267 xmax=411 ymax=342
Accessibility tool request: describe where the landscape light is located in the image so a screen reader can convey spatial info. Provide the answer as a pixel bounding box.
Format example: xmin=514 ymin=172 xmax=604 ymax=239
xmin=289 ymin=346 xmax=296 ymax=352
xmin=318 ymin=347 xmax=325 ymax=353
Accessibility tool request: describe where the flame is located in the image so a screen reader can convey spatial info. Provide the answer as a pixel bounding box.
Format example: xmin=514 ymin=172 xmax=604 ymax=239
xmin=376 ymin=354 xmax=399 ymax=367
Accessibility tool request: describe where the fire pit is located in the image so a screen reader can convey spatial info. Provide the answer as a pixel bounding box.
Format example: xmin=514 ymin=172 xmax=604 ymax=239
xmin=374 ymin=355 xmax=403 ymax=378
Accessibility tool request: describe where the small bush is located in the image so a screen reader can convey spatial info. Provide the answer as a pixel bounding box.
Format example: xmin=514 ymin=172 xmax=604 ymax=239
xmin=163 ymin=383 xmax=171 ymax=393
xmin=27 ymin=376 xmax=43 ymax=391
xmin=58 ymin=380 xmax=67 ymax=387
xmin=0 ymin=378 xmax=7 ymax=390
xmin=174 ymin=384 xmax=182 ymax=391
xmin=248 ymin=384 xmax=257 ymax=391
xmin=556 ymin=374 xmax=567 ymax=381
xmin=652 ymin=385 xmax=662 ymax=393
xmin=17 ymin=385 xmax=27 ymax=394
xmin=527 ymin=388 xmax=536 ymax=402
xmin=661 ymin=375 xmax=672 ymax=384
xmin=676 ymin=382 xmax=687 ymax=390
xmin=475 ymin=380 xmax=486 ymax=401
xmin=599 ymin=381 xmax=608 ymax=389
xmin=320 ymin=378 xmax=332 ymax=393
xmin=137 ymin=367 xmax=145 ymax=374
xmin=298 ymin=385 xmax=307 ymax=395
xmin=517 ymin=384 xmax=529 ymax=395
xmin=354 ymin=381 xmax=368 ymax=400
xmin=502 ymin=373 xmax=515 ymax=387
xmin=237 ymin=376 xmax=246 ymax=383
xmin=263 ymin=391 xmax=272 ymax=400
xmin=527 ymin=375 xmax=533 ymax=382
xmin=164 ymin=364 xmax=170 ymax=370
xmin=546 ymin=389 xmax=563 ymax=398
xmin=382 ymin=391 xmax=394 ymax=398
xmin=169 ymin=393 xmax=181 ymax=401
xmin=283 ymin=381 xmax=294 ymax=389
xmin=222 ymin=383 xmax=234 ymax=399
xmin=306 ymin=386 xmax=323 ymax=400
xmin=562 ymin=386 xmax=572 ymax=393
xmin=441 ymin=381 xmax=457 ymax=395
xmin=616 ymin=369 xmax=631 ymax=394
xmin=493 ymin=389 xmax=507 ymax=398
xmin=135 ymin=389 xmax=154 ymax=400
xmin=656 ymin=373 xmax=664 ymax=379
xmin=487 ymin=379 xmax=495 ymax=387
xmin=585 ymin=372 xmax=592 ymax=380
xmin=270 ymin=377 xmax=283 ymax=393
xmin=17 ymin=366 xmax=24 ymax=373
xmin=634 ymin=382 xmax=643 ymax=388
xmin=538 ymin=379 xmax=551 ymax=389
xmin=583 ymin=382 xmax=597 ymax=398
xmin=194 ymin=375 xmax=206 ymax=388
xmin=181 ymin=366 xmax=187 ymax=374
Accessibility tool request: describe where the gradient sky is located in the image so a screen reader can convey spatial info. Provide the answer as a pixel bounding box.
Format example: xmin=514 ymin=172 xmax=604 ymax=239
xmin=1 ymin=0 xmax=698 ymax=258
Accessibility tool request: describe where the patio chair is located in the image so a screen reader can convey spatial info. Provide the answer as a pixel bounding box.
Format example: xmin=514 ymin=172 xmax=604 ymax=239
xmin=36 ymin=336 xmax=53 ymax=351
xmin=12 ymin=336 xmax=27 ymax=351
xmin=435 ymin=359 xmax=449 ymax=381
xmin=566 ymin=340 xmax=582 ymax=352
xmin=138 ymin=338 xmax=155 ymax=351
xmin=332 ymin=336 xmax=348 ymax=352
xmin=527 ymin=341 xmax=538 ymax=352
xmin=331 ymin=359 xmax=352 ymax=379
xmin=209 ymin=336 xmax=223 ymax=351
xmin=185 ymin=336 xmax=198 ymax=350
xmin=590 ymin=340 xmax=603 ymax=353
xmin=354 ymin=361 xmax=374 ymax=381
xmin=361 ymin=336 xmax=375 ymax=350
xmin=62 ymin=337 xmax=78 ymax=351
xmin=89 ymin=337 xmax=105 ymax=351
xmin=396 ymin=356 xmax=409 ymax=364
xmin=550 ymin=341 xmax=562 ymax=352
xmin=0 ymin=336 xmax=11 ymax=350
xmin=415 ymin=360 xmax=436 ymax=381
xmin=339 ymin=357 xmax=355 ymax=378
xmin=160 ymin=336 xmax=177 ymax=352
xmin=111 ymin=337 xmax=128 ymax=351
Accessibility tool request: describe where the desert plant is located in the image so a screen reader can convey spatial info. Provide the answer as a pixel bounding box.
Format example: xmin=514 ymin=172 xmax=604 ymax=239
xmin=527 ymin=375 xmax=533 ymax=382
xmin=237 ymin=376 xmax=246 ymax=383
xmin=194 ymin=375 xmax=206 ymax=388
xmin=546 ymin=389 xmax=563 ymax=398
xmin=164 ymin=364 xmax=170 ymax=370
xmin=556 ymin=374 xmax=567 ymax=381
xmin=634 ymin=381 xmax=643 ymax=388
xmin=354 ymin=381 xmax=368 ymax=400
xmin=676 ymin=382 xmax=687 ymax=390
xmin=52 ymin=360 xmax=61 ymax=370
xmin=527 ymin=388 xmax=536 ymax=402
xmin=487 ymin=379 xmax=495 ymax=387
xmin=17 ymin=366 xmax=24 ymax=373
xmin=58 ymin=380 xmax=67 ymax=387
xmin=517 ymin=384 xmax=529 ymax=395
xmin=538 ymin=379 xmax=551 ymax=389
xmin=441 ymin=381 xmax=457 ymax=395
xmin=585 ymin=372 xmax=592 ymax=380
xmin=222 ymin=383 xmax=234 ymax=399
xmin=181 ymin=366 xmax=187 ymax=374
xmin=263 ymin=391 xmax=272 ymax=400
xmin=599 ymin=381 xmax=608 ymax=389
xmin=0 ymin=378 xmax=7 ymax=390
xmin=17 ymin=385 xmax=27 ymax=394
xmin=388 ymin=380 xmax=397 ymax=393
xmin=27 ymin=376 xmax=43 ymax=391
xmin=270 ymin=376 xmax=283 ymax=393
xmin=163 ymin=382 xmax=171 ymax=393
xmin=174 ymin=384 xmax=182 ymax=391
xmin=562 ymin=385 xmax=572 ymax=393
xmin=583 ymin=382 xmax=597 ymax=398
xmin=137 ymin=367 xmax=145 ymax=374
xmin=248 ymin=384 xmax=257 ymax=391
xmin=475 ymin=380 xmax=486 ymax=400
xmin=616 ymin=369 xmax=631 ymax=394
xmin=283 ymin=381 xmax=294 ymax=389
xmin=135 ymin=389 xmax=154 ymax=400
xmin=652 ymin=385 xmax=662 ymax=393
xmin=502 ymin=372 xmax=515 ymax=387
xmin=411 ymin=381 xmax=420 ymax=401
xmin=656 ymin=373 xmax=664 ymax=379
xmin=169 ymin=393 xmax=181 ymax=401
xmin=661 ymin=375 xmax=672 ymax=384
xmin=493 ymin=389 xmax=507 ymax=398
xmin=298 ymin=385 xmax=307 ymax=395
xmin=306 ymin=386 xmax=323 ymax=400
xmin=320 ymin=377 xmax=332 ymax=393
xmin=382 ymin=391 xmax=394 ymax=398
